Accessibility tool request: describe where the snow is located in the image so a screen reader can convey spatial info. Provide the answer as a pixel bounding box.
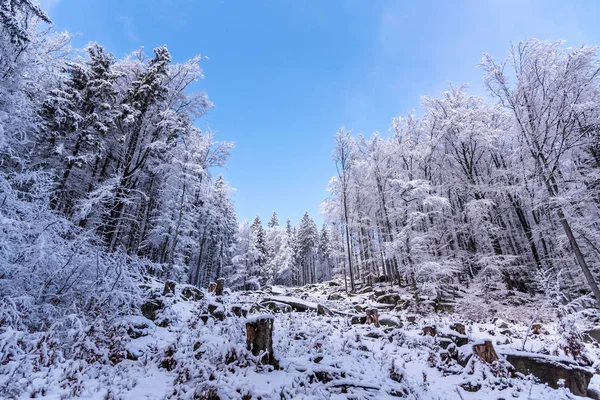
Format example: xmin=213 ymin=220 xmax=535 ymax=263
xmin=2 ymin=279 xmax=598 ymax=399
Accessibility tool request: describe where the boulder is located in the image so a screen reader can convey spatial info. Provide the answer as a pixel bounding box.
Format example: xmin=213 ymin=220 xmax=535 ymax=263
xmin=181 ymin=285 xmax=203 ymax=301
xmin=261 ymin=301 xmax=292 ymax=313
xmin=230 ymin=306 xmax=247 ymax=318
xmin=263 ymin=296 xmax=317 ymax=312
xmin=379 ymin=316 xmax=401 ymax=328
xmin=141 ymin=298 xmax=163 ymax=321
xmin=328 ymin=281 xmax=341 ymax=287
xmin=585 ymin=328 xmax=600 ymax=343
xmin=357 ymin=286 xmax=373 ymax=294
xmin=350 ymin=315 xmax=367 ymax=325
xmin=376 ymin=294 xmax=400 ymax=305
xmin=317 ymin=304 xmax=333 ymax=316
xmin=440 ymin=332 xmax=469 ymax=347
xmin=435 ymin=302 xmax=455 ymax=313
xmin=208 ymin=303 xmax=225 ymax=320
xmin=327 ymin=293 xmax=344 ymax=301
xmin=504 ymin=352 xmax=593 ymax=397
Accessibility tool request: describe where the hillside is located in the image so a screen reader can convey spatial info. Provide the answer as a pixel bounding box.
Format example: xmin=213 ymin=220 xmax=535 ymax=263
xmin=4 ymin=278 xmax=599 ymax=399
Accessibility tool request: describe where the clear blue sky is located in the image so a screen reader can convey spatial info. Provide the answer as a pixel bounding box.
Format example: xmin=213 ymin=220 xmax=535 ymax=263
xmin=41 ymin=0 xmax=600 ymax=226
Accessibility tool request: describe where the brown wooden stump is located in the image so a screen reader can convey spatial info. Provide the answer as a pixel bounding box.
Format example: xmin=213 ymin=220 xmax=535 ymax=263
xmin=365 ymin=308 xmax=380 ymax=328
xmin=215 ymin=278 xmax=225 ymax=296
xmin=473 ymin=340 xmax=498 ymax=363
xmin=532 ymin=323 xmax=542 ymax=335
xmin=423 ymin=326 xmax=437 ymax=337
xmin=208 ymin=282 xmax=217 ymax=293
xmin=246 ymin=317 xmax=278 ymax=368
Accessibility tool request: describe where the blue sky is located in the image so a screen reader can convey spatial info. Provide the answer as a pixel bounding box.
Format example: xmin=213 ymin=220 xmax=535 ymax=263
xmin=41 ymin=0 xmax=600 ymax=226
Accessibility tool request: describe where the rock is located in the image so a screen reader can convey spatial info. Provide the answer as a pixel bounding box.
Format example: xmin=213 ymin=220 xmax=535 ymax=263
xmin=263 ymin=297 xmax=316 ymax=312
xmin=376 ymin=294 xmax=400 ymax=305
xmin=162 ymin=280 xmax=176 ymax=296
xmin=181 ymin=285 xmax=203 ymax=301
xmin=435 ymin=302 xmax=455 ymax=313
xmin=327 ymin=293 xmax=344 ymax=301
xmin=328 ymin=281 xmax=341 ymax=287
xmin=585 ymin=328 xmax=600 ymax=343
xmin=365 ymin=331 xmax=382 ymax=339
xmin=407 ymin=315 xmax=417 ymax=323
xmin=208 ymin=303 xmax=225 ymax=320
xmin=354 ymin=304 xmax=364 ymax=313
xmin=504 ymin=352 xmax=593 ymax=397
xmin=141 ymin=299 xmax=163 ymax=321
xmin=440 ymin=332 xmax=469 ymax=347
xmin=121 ymin=316 xmax=154 ymax=339
xmin=495 ymin=319 xmax=509 ymax=329
xmin=317 ymin=304 xmax=333 ymax=316
xmin=374 ymin=290 xmax=387 ymax=297
xmin=438 ymin=337 xmax=453 ymax=349
xmin=230 ymin=306 xmax=247 ymax=317
xmin=450 ymin=323 xmax=466 ymax=335
xmin=357 ymin=286 xmax=373 ymax=294
xmin=261 ymin=301 xmax=292 ymax=313
xmin=350 ymin=315 xmax=367 ymax=325
xmin=500 ymin=329 xmax=513 ymax=337
xmin=379 ymin=316 xmax=401 ymax=328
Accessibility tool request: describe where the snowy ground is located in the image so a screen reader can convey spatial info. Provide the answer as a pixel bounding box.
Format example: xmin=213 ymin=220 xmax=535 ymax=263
xmin=4 ymin=279 xmax=600 ymax=399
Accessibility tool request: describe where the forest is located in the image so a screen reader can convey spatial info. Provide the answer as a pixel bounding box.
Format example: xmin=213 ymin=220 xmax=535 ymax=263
xmin=2 ymin=1 xmax=600 ymax=399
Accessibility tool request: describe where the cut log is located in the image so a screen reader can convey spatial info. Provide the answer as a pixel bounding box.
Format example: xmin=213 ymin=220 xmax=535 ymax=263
xmin=208 ymin=282 xmax=217 ymax=293
xmin=246 ymin=316 xmax=278 ymax=368
xmin=472 ymin=340 xmax=498 ymax=363
xmin=215 ymin=278 xmax=225 ymax=296
xmin=423 ymin=326 xmax=437 ymax=337
xmin=365 ymin=308 xmax=379 ymax=327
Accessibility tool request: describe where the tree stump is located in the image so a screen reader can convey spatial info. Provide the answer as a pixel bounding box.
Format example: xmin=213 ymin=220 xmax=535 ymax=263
xmin=473 ymin=340 xmax=498 ymax=363
xmin=208 ymin=282 xmax=217 ymax=293
xmin=162 ymin=280 xmax=176 ymax=296
xmin=365 ymin=308 xmax=380 ymax=327
xmin=532 ymin=323 xmax=542 ymax=335
xmin=215 ymin=278 xmax=225 ymax=296
xmin=246 ymin=316 xmax=278 ymax=368
xmin=423 ymin=326 xmax=437 ymax=337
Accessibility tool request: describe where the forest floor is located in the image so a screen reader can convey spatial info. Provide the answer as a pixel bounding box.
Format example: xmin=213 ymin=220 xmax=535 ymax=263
xmin=8 ymin=279 xmax=600 ymax=399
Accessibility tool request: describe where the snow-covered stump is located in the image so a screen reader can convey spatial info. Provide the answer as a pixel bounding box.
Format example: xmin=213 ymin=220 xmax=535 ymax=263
xmin=246 ymin=316 xmax=278 ymax=368
xmin=215 ymin=278 xmax=225 ymax=296
xmin=208 ymin=282 xmax=217 ymax=293
xmin=472 ymin=340 xmax=498 ymax=363
xmin=365 ymin=308 xmax=379 ymax=328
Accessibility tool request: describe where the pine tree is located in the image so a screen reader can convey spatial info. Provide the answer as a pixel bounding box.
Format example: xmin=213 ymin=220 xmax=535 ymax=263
xmin=268 ymin=211 xmax=279 ymax=228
